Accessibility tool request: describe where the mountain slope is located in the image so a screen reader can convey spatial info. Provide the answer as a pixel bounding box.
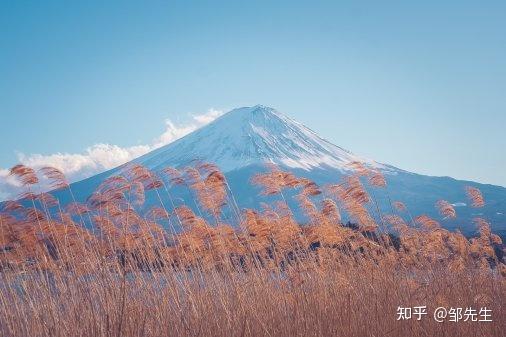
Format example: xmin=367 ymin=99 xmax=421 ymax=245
xmin=60 ymin=105 xmax=506 ymax=237
xmin=130 ymin=105 xmax=395 ymax=172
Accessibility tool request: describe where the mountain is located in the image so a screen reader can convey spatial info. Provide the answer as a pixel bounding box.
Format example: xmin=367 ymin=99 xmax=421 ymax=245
xmin=56 ymin=105 xmax=506 ymax=237
xmin=134 ymin=105 xmax=393 ymax=172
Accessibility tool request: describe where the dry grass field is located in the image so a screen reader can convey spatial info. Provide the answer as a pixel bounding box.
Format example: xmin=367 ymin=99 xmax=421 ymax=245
xmin=0 ymin=162 xmax=504 ymax=336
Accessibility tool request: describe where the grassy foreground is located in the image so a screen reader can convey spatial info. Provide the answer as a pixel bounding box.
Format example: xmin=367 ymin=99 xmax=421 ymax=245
xmin=0 ymin=163 xmax=505 ymax=336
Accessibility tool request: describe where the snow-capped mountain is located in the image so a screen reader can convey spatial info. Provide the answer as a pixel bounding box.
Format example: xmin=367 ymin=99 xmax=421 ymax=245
xmin=134 ymin=105 xmax=393 ymax=173
xmin=58 ymin=105 xmax=506 ymax=237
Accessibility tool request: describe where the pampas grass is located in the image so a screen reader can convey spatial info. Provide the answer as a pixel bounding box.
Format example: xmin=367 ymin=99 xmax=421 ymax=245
xmin=0 ymin=162 xmax=505 ymax=337
xmin=466 ymin=186 xmax=486 ymax=208
xmin=436 ymin=200 xmax=457 ymax=219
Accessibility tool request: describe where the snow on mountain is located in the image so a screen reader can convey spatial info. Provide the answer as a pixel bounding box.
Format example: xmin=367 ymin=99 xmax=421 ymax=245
xmin=129 ymin=105 xmax=396 ymax=174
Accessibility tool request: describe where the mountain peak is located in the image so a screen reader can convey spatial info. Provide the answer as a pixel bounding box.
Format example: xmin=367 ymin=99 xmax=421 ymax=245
xmin=132 ymin=105 xmax=390 ymax=173
xmin=214 ymin=105 xmax=283 ymax=124
xmin=228 ymin=104 xmax=279 ymax=116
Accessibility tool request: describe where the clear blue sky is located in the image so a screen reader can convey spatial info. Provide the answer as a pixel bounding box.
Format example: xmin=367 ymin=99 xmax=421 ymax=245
xmin=1 ymin=1 xmax=505 ymax=186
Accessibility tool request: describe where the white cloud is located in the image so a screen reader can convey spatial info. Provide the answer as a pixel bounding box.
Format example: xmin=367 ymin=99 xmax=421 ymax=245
xmin=0 ymin=169 xmax=21 ymax=201
xmin=16 ymin=144 xmax=151 ymax=181
xmin=152 ymin=108 xmax=224 ymax=149
xmin=192 ymin=108 xmax=223 ymax=124
xmin=0 ymin=108 xmax=224 ymax=201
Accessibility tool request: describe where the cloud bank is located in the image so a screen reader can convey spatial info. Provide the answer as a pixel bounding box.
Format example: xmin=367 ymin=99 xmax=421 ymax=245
xmin=0 ymin=108 xmax=224 ymax=201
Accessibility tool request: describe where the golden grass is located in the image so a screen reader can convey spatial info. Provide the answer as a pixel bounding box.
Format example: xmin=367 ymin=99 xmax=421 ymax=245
xmin=0 ymin=163 xmax=505 ymax=337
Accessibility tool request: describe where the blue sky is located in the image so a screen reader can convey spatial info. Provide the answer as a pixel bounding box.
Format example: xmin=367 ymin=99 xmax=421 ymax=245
xmin=1 ymin=0 xmax=505 ymax=190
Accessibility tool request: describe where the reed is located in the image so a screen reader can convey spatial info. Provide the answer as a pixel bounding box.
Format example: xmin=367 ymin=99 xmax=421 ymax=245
xmin=0 ymin=162 xmax=504 ymax=337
